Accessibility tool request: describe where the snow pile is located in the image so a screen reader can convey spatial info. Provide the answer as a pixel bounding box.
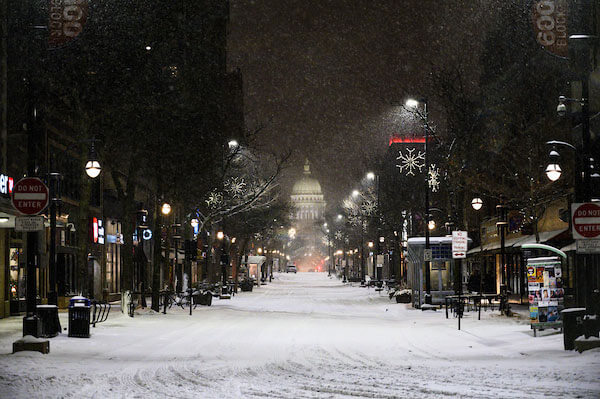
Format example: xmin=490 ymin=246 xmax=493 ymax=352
xmin=13 ymin=335 xmax=47 ymax=344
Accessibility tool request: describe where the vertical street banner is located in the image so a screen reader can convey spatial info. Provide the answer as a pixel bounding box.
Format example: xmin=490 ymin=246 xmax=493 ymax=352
xmin=48 ymin=0 xmax=89 ymax=49
xmin=531 ymin=0 xmax=569 ymax=58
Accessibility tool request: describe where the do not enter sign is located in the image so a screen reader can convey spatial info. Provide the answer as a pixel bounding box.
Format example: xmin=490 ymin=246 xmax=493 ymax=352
xmin=572 ymin=202 xmax=600 ymax=239
xmin=11 ymin=177 xmax=49 ymax=215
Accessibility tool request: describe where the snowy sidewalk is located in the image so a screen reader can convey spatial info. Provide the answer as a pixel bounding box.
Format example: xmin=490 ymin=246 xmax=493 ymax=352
xmin=0 ymin=273 xmax=598 ymax=398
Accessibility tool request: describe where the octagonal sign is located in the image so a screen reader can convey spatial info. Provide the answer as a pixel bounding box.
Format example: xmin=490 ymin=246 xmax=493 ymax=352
xmin=11 ymin=177 xmax=49 ymax=215
xmin=572 ymin=202 xmax=600 ymax=239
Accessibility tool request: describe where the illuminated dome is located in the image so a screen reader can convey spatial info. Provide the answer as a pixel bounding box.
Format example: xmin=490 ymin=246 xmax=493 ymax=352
xmin=291 ymin=159 xmax=326 ymax=221
xmin=292 ymin=160 xmax=322 ymax=195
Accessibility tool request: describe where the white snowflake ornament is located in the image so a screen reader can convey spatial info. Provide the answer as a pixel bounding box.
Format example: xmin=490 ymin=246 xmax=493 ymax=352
xmin=396 ymin=147 xmax=425 ymax=176
xmin=428 ymin=164 xmax=440 ymax=192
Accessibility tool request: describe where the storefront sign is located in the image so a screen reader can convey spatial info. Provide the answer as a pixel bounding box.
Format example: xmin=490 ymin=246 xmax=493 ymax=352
xmin=91 ymin=217 xmax=105 ymax=244
xmin=106 ymin=233 xmax=123 ymax=244
xmin=0 ymin=174 xmax=14 ymax=197
xmin=531 ymin=0 xmax=568 ymax=58
xmin=15 ymin=216 xmax=45 ymax=232
xmin=142 ymin=229 xmax=152 ymax=240
xmin=48 ymin=0 xmax=89 ymax=49
xmin=452 ymin=231 xmax=468 ymax=259
xmin=576 ymin=239 xmax=600 ymax=254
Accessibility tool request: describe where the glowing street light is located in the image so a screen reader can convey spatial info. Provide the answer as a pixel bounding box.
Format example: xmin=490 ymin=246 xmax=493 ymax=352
xmin=161 ymin=202 xmax=171 ymax=215
xmin=428 ymin=220 xmax=436 ymax=230
xmin=405 ymin=98 xmax=419 ymax=109
xmin=471 ymin=197 xmax=483 ymax=211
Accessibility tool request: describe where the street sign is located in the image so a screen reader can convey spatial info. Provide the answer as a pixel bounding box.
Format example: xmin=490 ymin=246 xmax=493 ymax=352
xmin=452 ymin=230 xmax=468 ymax=259
xmin=11 ymin=177 xmax=49 ymax=215
xmin=424 ymin=249 xmax=433 ymax=261
xmin=571 ymin=202 xmax=600 ymax=239
xmin=576 ymin=239 xmax=600 ymax=254
xmin=15 ymin=216 xmax=45 ymax=232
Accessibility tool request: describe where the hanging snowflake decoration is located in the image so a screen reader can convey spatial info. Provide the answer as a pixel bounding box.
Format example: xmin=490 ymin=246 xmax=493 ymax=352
xmin=343 ymin=198 xmax=358 ymax=212
xmin=335 ymin=230 xmax=344 ymax=240
xmin=396 ymin=147 xmax=425 ymax=176
xmin=348 ymin=214 xmax=362 ymax=227
xmin=205 ymin=190 xmax=223 ymax=209
xmin=428 ymin=164 xmax=440 ymax=193
xmin=361 ymin=200 xmax=377 ymax=216
xmin=225 ymin=177 xmax=246 ymax=198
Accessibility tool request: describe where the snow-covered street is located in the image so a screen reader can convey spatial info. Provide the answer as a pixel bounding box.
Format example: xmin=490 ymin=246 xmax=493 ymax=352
xmin=1 ymin=273 xmax=599 ymax=398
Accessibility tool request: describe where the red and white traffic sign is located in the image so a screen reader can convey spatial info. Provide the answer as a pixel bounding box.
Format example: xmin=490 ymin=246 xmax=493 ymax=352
xmin=11 ymin=177 xmax=49 ymax=215
xmin=572 ymin=202 xmax=600 ymax=239
xmin=452 ymin=230 xmax=468 ymax=259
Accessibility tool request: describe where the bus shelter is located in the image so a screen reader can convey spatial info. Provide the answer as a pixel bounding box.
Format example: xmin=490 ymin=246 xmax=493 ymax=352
xmin=407 ymin=236 xmax=470 ymax=308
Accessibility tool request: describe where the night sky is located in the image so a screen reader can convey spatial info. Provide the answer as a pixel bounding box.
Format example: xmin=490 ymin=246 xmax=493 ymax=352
xmin=228 ymin=0 xmax=488 ymax=206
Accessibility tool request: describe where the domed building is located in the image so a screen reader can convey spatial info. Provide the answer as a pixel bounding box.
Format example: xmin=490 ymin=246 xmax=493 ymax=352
xmin=291 ymin=159 xmax=326 ymax=222
xmin=289 ymin=160 xmax=327 ymax=271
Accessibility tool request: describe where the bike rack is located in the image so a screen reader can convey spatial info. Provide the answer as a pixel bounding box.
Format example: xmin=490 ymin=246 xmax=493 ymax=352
xmin=91 ymin=301 xmax=111 ymax=327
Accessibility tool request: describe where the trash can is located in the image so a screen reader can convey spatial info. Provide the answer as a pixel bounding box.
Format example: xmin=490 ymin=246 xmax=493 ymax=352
xmin=36 ymin=305 xmax=61 ymax=338
xmin=68 ymin=296 xmax=91 ymax=338
xmin=561 ymin=307 xmax=586 ymax=350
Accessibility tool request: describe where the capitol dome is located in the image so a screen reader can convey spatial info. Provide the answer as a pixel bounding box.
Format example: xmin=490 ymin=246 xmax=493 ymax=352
xmin=292 ymin=161 xmax=322 ymax=195
xmin=292 ymin=172 xmax=321 ymax=195
xmin=290 ymin=159 xmax=326 ymax=221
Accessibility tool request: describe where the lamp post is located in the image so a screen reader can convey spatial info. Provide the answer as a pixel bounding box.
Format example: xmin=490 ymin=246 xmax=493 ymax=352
xmin=406 ymin=98 xmax=431 ymax=304
xmin=367 ymin=171 xmax=382 ymax=282
xmin=172 ymin=222 xmax=182 ymax=293
xmin=47 ymin=170 xmax=62 ymax=307
xmin=161 ymin=202 xmax=172 ymax=293
xmin=472 ymin=196 xmax=485 ymax=320
xmin=496 ymin=198 xmax=509 ymax=315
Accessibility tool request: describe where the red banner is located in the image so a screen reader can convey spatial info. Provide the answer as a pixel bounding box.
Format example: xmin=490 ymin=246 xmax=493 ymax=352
xmin=532 ymin=0 xmax=569 ymax=59
xmin=48 ymin=0 xmax=89 ymax=48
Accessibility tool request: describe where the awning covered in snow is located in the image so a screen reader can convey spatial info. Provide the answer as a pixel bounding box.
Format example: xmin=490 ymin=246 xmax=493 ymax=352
xmin=467 ymin=228 xmax=568 ymax=255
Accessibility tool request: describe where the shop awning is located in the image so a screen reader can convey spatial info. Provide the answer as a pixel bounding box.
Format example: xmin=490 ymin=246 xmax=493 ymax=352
xmin=560 ymin=242 xmax=576 ymax=252
xmin=467 ymin=228 xmax=568 ymax=255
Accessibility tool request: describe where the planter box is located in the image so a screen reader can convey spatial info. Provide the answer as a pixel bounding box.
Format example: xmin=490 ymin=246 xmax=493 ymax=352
xmin=395 ymin=293 xmax=411 ymax=303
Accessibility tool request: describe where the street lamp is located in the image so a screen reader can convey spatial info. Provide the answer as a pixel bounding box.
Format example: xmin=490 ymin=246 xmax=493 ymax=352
xmin=406 ymin=97 xmax=432 ymax=304
xmin=161 ymin=202 xmax=172 ymax=215
xmin=428 ymin=220 xmax=436 ymax=230
xmin=496 ymin=198 xmax=509 ymax=315
xmin=85 ymin=141 xmax=101 ymax=178
xmin=471 ymin=197 xmax=483 ymax=211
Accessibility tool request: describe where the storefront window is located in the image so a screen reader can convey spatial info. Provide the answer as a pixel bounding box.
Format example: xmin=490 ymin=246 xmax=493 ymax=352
xmin=9 ymin=247 xmax=23 ymax=300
